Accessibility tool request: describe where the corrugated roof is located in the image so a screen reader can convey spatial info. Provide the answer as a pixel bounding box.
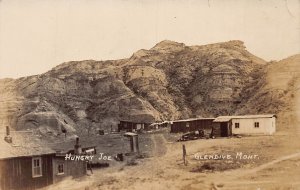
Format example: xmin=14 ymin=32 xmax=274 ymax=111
xmin=0 ymin=131 xmax=55 ymax=159
xmin=213 ymin=114 xmax=276 ymax=122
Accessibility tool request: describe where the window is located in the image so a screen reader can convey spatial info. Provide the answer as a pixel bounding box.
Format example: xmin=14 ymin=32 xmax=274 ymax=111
xmin=57 ymin=163 xmax=64 ymax=175
xmin=235 ymin=123 xmax=240 ymax=128
xmin=254 ymin=122 xmax=260 ymax=128
xmin=32 ymin=157 xmax=42 ymax=177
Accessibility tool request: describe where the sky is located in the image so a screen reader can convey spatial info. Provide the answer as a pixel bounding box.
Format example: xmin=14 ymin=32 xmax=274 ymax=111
xmin=0 ymin=0 xmax=299 ymax=78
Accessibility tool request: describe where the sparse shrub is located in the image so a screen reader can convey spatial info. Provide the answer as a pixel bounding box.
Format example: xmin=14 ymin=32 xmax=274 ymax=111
xmin=190 ymin=161 xmax=241 ymax=173
xmin=217 ymin=184 xmax=224 ymax=188
xmin=201 ymin=163 xmax=215 ymax=170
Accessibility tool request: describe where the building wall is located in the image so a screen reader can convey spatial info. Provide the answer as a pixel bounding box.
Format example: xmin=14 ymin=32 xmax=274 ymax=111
xmin=118 ymin=121 xmax=137 ymax=132
xmin=212 ymin=121 xmax=232 ymax=137
xmin=136 ymin=123 xmax=144 ymax=130
xmin=143 ymin=123 xmax=151 ymax=131
xmin=52 ymin=157 xmax=87 ymax=183
xmin=118 ymin=121 xmax=150 ymax=131
xmin=170 ymin=119 xmax=214 ymax=133
xmin=0 ymin=155 xmax=54 ymax=190
xmin=231 ymin=117 xmax=276 ymax=135
xmin=163 ymin=123 xmax=171 ymax=128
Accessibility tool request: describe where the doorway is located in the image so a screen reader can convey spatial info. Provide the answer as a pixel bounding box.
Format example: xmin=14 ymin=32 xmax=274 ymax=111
xmin=220 ymin=122 xmax=229 ymax=137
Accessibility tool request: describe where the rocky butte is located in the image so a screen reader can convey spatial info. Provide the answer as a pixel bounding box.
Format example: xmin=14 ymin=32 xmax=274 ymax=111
xmin=0 ymin=40 xmax=299 ymax=138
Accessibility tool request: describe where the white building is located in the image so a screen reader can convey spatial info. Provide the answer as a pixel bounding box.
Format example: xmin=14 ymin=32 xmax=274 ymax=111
xmin=213 ymin=114 xmax=276 ymax=136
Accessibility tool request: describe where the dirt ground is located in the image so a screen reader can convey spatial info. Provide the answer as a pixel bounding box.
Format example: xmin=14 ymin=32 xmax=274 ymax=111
xmin=45 ymin=128 xmax=300 ymax=190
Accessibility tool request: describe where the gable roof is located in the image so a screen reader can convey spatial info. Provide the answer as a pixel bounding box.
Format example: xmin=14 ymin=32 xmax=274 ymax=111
xmin=0 ymin=131 xmax=55 ymax=160
xmin=214 ymin=114 xmax=276 ymax=122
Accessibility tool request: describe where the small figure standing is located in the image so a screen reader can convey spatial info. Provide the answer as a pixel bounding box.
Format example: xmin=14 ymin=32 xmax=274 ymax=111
xmin=88 ymin=160 xmax=93 ymax=174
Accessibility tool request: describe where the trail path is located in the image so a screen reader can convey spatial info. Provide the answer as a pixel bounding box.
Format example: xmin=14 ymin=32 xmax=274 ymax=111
xmin=220 ymin=152 xmax=300 ymax=178
xmin=150 ymin=133 xmax=168 ymax=157
xmin=295 ymin=77 xmax=300 ymax=133
xmin=207 ymin=152 xmax=300 ymax=190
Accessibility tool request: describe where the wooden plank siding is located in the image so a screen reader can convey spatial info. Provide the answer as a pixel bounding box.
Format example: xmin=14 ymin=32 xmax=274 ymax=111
xmin=118 ymin=121 xmax=151 ymax=132
xmin=212 ymin=121 xmax=233 ymax=137
xmin=0 ymin=155 xmax=54 ymax=190
xmin=170 ymin=119 xmax=214 ymax=133
xmin=118 ymin=121 xmax=137 ymax=132
xmin=52 ymin=157 xmax=87 ymax=183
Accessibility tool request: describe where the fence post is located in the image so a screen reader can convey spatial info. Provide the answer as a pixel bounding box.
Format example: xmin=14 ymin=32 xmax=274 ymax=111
xmin=183 ymin=144 xmax=187 ymax=166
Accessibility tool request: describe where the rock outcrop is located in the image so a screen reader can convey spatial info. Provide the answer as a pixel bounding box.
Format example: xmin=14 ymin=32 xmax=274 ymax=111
xmin=3 ymin=40 xmax=295 ymax=136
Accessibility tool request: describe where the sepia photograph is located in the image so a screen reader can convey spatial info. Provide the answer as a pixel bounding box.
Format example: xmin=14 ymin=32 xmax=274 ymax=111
xmin=0 ymin=0 xmax=299 ymax=189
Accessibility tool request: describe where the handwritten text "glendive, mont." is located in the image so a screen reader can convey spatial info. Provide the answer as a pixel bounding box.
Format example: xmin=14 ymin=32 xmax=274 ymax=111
xmin=194 ymin=152 xmax=259 ymax=160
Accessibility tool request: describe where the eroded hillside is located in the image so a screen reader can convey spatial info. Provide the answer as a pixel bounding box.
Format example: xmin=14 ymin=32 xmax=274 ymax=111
xmin=2 ymin=40 xmax=297 ymax=137
xmin=237 ymin=54 xmax=300 ymax=131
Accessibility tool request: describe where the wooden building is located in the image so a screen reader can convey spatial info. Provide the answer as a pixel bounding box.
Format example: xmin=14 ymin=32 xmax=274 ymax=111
xmin=170 ymin=118 xmax=215 ymax=133
xmin=0 ymin=150 xmax=56 ymax=190
xmin=149 ymin=121 xmax=171 ymax=130
xmin=124 ymin=132 xmax=139 ymax=153
xmin=50 ymin=137 xmax=95 ymax=184
xmin=52 ymin=154 xmax=87 ymax=184
xmin=118 ymin=120 xmax=151 ymax=132
xmin=212 ymin=114 xmax=276 ymax=137
xmin=0 ymin=127 xmax=88 ymax=190
xmin=212 ymin=117 xmax=233 ymax=137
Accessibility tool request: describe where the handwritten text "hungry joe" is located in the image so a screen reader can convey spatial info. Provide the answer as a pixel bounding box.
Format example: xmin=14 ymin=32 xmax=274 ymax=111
xmin=65 ymin=153 xmax=112 ymax=161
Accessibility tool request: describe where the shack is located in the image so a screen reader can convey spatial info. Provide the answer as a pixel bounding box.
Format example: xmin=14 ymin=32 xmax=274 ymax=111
xmin=124 ymin=132 xmax=139 ymax=153
xmin=212 ymin=117 xmax=233 ymax=137
xmin=118 ymin=120 xmax=151 ymax=132
xmin=212 ymin=114 xmax=276 ymax=137
xmin=52 ymin=153 xmax=87 ymax=184
xmin=148 ymin=121 xmax=171 ymax=130
xmin=0 ymin=127 xmax=88 ymax=190
xmin=170 ymin=118 xmax=215 ymax=133
xmin=0 ymin=131 xmax=56 ymax=190
xmin=50 ymin=137 xmax=95 ymax=183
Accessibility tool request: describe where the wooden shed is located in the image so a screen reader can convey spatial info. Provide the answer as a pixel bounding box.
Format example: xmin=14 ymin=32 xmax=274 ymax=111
xmin=170 ymin=118 xmax=215 ymax=133
xmin=118 ymin=120 xmax=151 ymax=132
xmin=124 ymin=132 xmax=139 ymax=153
xmin=0 ymin=128 xmax=88 ymax=190
xmin=0 ymin=128 xmax=57 ymax=190
xmin=212 ymin=117 xmax=233 ymax=137
xmin=212 ymin=114 xmax=276 ymax=136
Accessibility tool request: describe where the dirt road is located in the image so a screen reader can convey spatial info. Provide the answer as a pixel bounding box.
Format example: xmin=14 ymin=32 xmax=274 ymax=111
xmin=295 ymin=78 xmax=300 ymax=133
xmin=205 ymin=151 xmax=300 ymax=190
xmin=151 ymin=133 xmax=168 ymax=157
